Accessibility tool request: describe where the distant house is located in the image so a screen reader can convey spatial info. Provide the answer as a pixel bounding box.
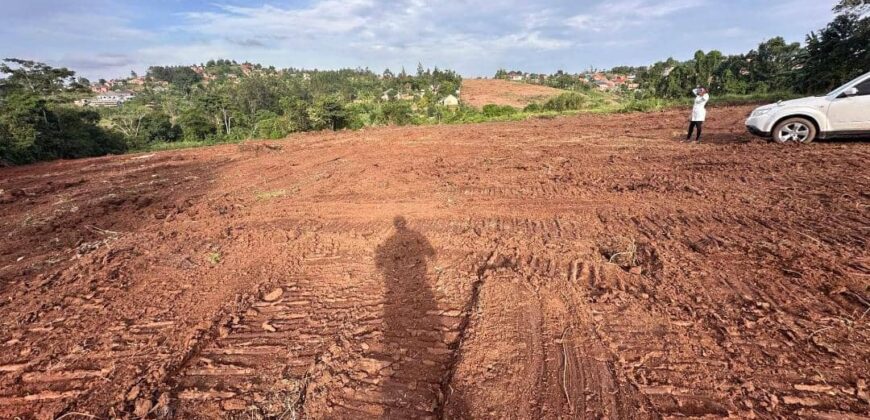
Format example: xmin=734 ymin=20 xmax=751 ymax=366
xmin=441 ymin=94 xmax=459 ymax=107
xmin=241 ymin=62 xmax=253 ymax=76
xmin=505 ymin=71 xmax=524 ymax=81
xmin=593 ymin=80 xmax=615 ymax=91
xmin=78 ymin=91 xmax=136 ymax=107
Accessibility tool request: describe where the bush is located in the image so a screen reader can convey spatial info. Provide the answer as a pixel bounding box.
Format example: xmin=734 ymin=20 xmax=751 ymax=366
xmin=481 ymin=104 xmax=518 ymax=117
xmin=140 ymin=112 xmax=182 ymax=143
xmin=253 ymin=110 xmax=293 ymax=139
xmin=178 ymin=109 xmax=216 ymax=141
xmin=543 ymin=93 xmax=588 ymax=112
xmin=619 ymin=98 xmax=668 ymax=113
xmin=379 ymin=101 xmax=414 ymax=125
xmin=523 ymin=103 xmax=542 ymax=112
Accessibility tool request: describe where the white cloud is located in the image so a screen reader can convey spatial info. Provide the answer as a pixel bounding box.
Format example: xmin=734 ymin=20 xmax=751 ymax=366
xmin=565 ymin=0 xmax=706 ymax=32
xmin=1 ymin=0 xmax=836 ymax=79
xmin=182 ymin=0 xmax=376 ymax=38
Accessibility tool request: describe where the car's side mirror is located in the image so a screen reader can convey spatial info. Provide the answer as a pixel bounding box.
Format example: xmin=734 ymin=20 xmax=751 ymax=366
xmin=840 ymin=87 xmax=859 ymax=98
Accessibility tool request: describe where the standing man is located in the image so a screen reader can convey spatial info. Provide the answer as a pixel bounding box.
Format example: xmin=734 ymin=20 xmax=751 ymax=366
xmin=686 ymin=87 xmax=709 ymax=143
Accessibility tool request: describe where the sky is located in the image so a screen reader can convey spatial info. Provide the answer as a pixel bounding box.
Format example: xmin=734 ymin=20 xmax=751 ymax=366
xmin=0 ymin=0 xmax=837 ymax=80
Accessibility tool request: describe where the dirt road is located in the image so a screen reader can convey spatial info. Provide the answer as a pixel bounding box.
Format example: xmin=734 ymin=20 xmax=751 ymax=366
xmin=1 ymin=105 xmax=868 ymax=419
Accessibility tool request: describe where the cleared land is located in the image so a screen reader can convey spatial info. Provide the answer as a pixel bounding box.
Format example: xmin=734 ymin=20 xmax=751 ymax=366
xmin=460 ymin=79 xmax=566 ymax=108
xmin=1 ymin=105 xmax=869 ymax=419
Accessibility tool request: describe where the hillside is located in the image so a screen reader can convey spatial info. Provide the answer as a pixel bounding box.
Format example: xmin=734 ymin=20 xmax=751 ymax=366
xmin=461 ymin=79 xmax=568 ymax=108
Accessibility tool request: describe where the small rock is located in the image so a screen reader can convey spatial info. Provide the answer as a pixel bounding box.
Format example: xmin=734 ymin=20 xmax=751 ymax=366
xmin=263 ymin=288 xmax=283 ymax=302
xmin=261 ymin=321 xmax=277 ymax=332
xmin=629 ymin=266 xmax=642 ymax=275
xmin=133 ymin=397 xmax=153 ymax=417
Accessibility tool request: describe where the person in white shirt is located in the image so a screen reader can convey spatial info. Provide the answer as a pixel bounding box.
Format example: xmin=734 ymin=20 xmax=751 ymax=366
xmin=686 ymin=87 xmax=709 ymax=143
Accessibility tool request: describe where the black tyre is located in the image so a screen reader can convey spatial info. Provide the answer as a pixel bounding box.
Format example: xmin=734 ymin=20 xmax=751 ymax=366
xmin=772 ymin=117 xmax=816 ymax=144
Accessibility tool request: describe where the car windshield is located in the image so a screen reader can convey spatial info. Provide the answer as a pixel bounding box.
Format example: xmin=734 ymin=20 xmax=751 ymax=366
xmin=826 ymin=72 xmax=870 ymax=97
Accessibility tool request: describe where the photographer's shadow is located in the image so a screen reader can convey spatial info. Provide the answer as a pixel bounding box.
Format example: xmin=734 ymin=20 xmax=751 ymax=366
xmin=375 ymin=216 xmax=464 ymax=418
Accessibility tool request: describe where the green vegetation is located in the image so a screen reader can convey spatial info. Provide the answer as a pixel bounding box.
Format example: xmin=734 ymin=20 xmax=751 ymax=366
xmin=255 ymin=189 xmax=288 ymax=200
xmin=0 ymin=59 xmax=126 ymax=164
xmin=631 ymin=2 xmax=867 ymax=100
xmin=206 ymin=251 xmax=222 ymax=265
xmin=1 ymin=61 xmax=463 ymax=164
xmin=503 ymin=2 xmax=867 ymax=112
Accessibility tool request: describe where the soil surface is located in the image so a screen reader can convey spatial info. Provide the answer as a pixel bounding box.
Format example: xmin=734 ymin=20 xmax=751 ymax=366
xmin=1 ymin=105 xmax=869 ymax=419
xmin=461 ymin=79 xmax=565 ymax=108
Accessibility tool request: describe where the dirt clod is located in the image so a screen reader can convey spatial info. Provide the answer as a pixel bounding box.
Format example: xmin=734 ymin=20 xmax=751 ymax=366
xmin=133 ymin=397 xmax=153 ymax=417
xmin=263 ymin=288 xmax=283 ymax=302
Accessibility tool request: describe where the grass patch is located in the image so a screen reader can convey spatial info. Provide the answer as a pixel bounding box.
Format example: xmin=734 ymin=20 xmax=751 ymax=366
xmin=206 ymin=252 xmax=221 ymax=265
xmin=121 ymin=90 xmax=789 ymax=156
xmin=255 ymin=189 xmax=288 ymax=200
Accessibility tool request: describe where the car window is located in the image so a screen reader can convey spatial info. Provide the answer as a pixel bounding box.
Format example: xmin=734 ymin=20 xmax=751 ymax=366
xmin=827 ymin=73 xmax=869 ymax=96
xmin=854 ymin=79 xmax=870 ymax=96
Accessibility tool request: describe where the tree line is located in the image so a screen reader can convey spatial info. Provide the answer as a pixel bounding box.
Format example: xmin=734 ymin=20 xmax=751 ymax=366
xmin=632 ymin=2 xmax=867 ymax=99
xmin=1 ymin=61 xmax=462 ymax=164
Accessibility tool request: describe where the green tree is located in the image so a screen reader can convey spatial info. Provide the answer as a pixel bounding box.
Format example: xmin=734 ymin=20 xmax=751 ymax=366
xmin=140 ymin=112 xmax=181 ymax=143
xmin=279 ymin=98 xmax=311 ymax=132
xmin=178 ymin=107 xmax=216 ymax=141
xmin=799 ymin=12 xmax=869 ymax=93
xmin=0 ymin=59 xmax=126 ymax=164
xmin=308 ymin=96 xmax=347 ymax=131
xmin=835 ymin=0 xmax=869 ymax=14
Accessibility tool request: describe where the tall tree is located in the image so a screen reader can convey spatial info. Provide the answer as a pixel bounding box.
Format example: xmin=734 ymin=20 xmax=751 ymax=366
xmin=800 ymin=12 xmax=870 ymax=93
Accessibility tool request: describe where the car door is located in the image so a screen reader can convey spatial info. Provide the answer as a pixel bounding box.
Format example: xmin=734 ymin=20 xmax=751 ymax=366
xmin=827 ymin=78 xmax=870 ymax=132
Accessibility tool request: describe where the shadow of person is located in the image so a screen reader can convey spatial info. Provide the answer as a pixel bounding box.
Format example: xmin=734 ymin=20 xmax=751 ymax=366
xmin=375 ymin=216 xmax=443 ymax=419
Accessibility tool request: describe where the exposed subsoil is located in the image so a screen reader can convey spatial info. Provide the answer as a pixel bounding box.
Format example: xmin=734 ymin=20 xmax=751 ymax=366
xmin=460 ymin=79 xmax=565 ymax=108
xmin=0 ymin=105 xmax=868 ymax=419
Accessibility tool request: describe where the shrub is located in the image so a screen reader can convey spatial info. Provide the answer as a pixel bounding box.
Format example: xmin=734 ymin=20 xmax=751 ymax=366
xmin=618 ymin=98 xmax=668 ymax=113
xmin=178 ymin=110 xmax=216 ymax=141
xmin=379 ymin=101 xmax=414 ymax=125
xmin=543 ymin=93 xmax=588 ymax=112
xmin=481 ymin=104 xmax=518 ymax=117
xmin=523 ymin=103 xmax=542 ymax=112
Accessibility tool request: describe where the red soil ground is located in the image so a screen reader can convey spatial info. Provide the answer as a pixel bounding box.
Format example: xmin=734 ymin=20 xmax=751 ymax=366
xmin=0 ymin=105 xmax=868 ymax=419
xmin=461 ymin=79 xmax=565 ymax=108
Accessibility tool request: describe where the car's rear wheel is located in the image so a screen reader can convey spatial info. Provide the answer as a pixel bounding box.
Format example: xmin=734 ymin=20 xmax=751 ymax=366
xmin=772 ymin=117 xmax=816 ymax=143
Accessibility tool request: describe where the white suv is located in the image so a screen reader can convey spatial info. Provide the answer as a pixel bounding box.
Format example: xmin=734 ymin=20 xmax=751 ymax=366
xmin=746 ymin=71 xmax=870 ymax=143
